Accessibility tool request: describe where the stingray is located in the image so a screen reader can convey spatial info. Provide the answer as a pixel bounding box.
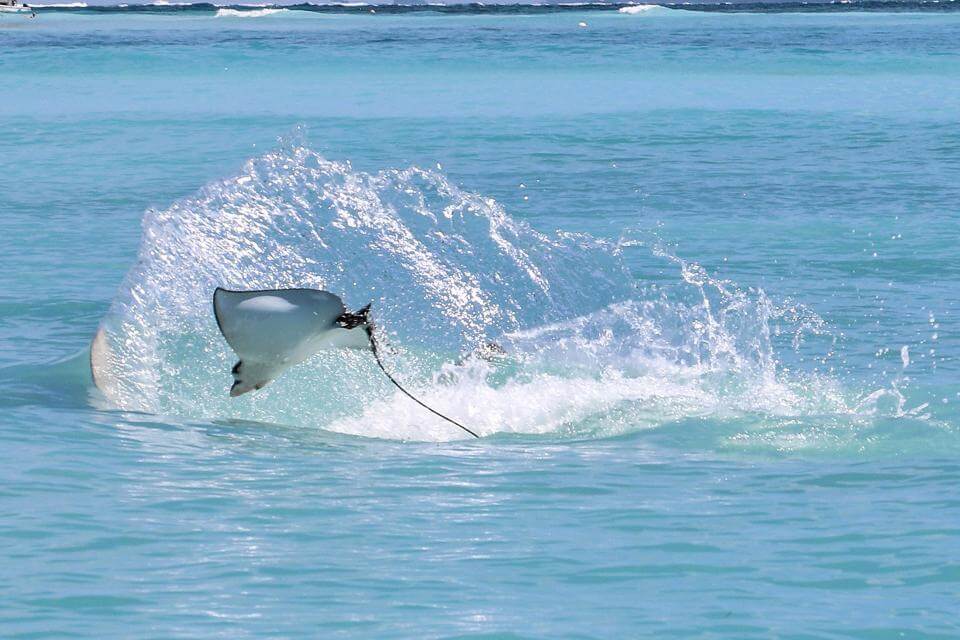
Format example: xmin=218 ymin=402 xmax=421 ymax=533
xmin=213 ymin=287 xmax=369 ymax=397
xmin=213 ymin=287 xmax=479 ymax=437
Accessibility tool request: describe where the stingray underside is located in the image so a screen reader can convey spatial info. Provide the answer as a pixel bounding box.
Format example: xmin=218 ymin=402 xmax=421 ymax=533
xmin=213 ymin=287 xmax=370 ymax=396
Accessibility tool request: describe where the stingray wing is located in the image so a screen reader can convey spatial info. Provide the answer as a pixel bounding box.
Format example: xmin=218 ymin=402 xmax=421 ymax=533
xmin=213 ymin=287 xmax=347 ymax=364
xmin=214 ymin=287 xmax=373 ymax=396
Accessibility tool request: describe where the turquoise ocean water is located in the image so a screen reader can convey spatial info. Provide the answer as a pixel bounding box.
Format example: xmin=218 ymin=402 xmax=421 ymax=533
xmin=3 ymin=3 xmax=960 ymax=637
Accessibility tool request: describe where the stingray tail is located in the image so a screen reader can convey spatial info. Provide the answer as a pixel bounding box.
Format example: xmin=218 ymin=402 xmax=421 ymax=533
xmin=363 ymin=324 xmax=480 ymax=439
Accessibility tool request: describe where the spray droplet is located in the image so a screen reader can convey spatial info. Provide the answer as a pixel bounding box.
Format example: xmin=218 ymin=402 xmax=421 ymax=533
xmin=900 ymin=345 xmax=910 ymax=369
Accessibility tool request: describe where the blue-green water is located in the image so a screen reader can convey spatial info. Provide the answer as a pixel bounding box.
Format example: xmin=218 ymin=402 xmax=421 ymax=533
xmin=3 ymin=5 xmax=960 ymax=637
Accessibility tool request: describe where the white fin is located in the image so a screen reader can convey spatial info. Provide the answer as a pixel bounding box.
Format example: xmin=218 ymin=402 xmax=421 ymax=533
xmin=213 ymin=288 xmax=370 ymax=397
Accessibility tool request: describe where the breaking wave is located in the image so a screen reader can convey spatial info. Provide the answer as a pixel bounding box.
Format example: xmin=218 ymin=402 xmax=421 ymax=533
xmin=618 ymin=4 xmax=661 ymax=13
xmin=91 ymin=140 xmax=926 ymax=444
xmin=214 ymin=6 xmax=287 ymax=16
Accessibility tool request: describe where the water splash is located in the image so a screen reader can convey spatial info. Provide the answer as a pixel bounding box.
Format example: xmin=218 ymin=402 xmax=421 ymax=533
xmin=92 ymin=144 xmax=920 ymax=443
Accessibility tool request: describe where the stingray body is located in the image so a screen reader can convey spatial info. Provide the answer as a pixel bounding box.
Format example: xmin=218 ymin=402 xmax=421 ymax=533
xmin=213 ymin=287 xmax=370 ymax=396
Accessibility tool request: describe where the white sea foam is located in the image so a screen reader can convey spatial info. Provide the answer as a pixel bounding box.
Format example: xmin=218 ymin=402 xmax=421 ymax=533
xmin=215 ymin=7 xmax=286 ymax=16
xmin=618 ymin=4 xmax=662 ymax=13
xmin=32 ymin=2 xmax=87 ymax=6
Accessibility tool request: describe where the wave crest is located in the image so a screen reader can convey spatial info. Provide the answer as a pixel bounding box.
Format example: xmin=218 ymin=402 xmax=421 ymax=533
xmin=618 ymin=4 xmax=662 ymax=14
xmin=214 ymin=7 xmax=286 ymax=16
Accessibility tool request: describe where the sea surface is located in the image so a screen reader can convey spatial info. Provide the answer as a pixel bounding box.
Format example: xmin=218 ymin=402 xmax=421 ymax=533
xmin=3 ymin=3 xmax=960 ymax=638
